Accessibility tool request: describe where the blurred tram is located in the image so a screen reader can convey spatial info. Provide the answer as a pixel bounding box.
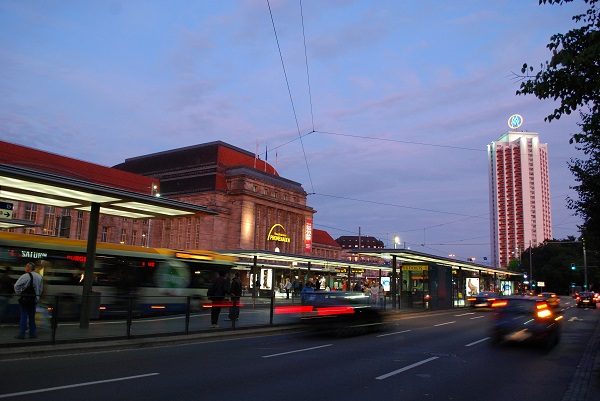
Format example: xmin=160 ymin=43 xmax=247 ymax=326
xmin=0 ymin=232 xmax=237 ymax=320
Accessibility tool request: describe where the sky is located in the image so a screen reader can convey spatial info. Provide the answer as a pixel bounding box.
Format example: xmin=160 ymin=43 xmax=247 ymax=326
xmin=0 ymin=0 xmax=590 ymax=264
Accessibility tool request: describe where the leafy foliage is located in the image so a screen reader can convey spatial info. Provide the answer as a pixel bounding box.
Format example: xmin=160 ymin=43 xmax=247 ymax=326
xmin=514 ymin=237 xmax=600 ymax=294
xmin=516 ymin=0 xmax=600 ymax=247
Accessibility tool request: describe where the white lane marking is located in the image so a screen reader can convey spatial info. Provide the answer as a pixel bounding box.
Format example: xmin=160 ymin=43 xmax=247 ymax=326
xmin=465 ymin=337 xmax=490 ymax=347
xmin=434 ymin=321 xmax=456 ymax=327
xmin=470 ymin=316 xmax=485 ymax=320
xmin=0 ymin=373 xmax=159 ymax=399
xmin=454 ymin=312 xmax=475 ymax=316
xmin=376 ymin=357 xmax=439 ymax=380
xmin=377 ymin=329 xmax=411 ymax=338
xmin=262 ymin=344 xmax=333 ymax=358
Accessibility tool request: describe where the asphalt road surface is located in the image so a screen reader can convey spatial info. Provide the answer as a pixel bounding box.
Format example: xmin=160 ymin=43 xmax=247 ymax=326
xmin=1 ymin=298 xmax=598 ymax=401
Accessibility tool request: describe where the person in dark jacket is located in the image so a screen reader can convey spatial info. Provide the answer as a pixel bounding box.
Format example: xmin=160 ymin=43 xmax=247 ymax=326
xmin=0 ymin=266 xmax=14 ymax=323
xmin=227 ymin=272 xmax=242 ymax=321
xmin=208 ymin=270 xmax=230 ymax=328
xmin=14 ymin=262 xmax=43 ymax=339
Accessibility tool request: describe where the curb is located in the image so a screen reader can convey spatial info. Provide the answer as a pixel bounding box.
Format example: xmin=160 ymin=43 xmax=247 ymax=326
xmin=0 ymin=324 xmax=306 ymax=361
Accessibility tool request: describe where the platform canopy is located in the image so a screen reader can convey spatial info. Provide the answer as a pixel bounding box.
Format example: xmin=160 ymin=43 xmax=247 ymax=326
xmin=350 ymin=248 xmax=521 ymax=276
xmin=0 ymin=164 xmax=217 ymax=222
xmin=218 ymin=249 xmax=389 ymax=273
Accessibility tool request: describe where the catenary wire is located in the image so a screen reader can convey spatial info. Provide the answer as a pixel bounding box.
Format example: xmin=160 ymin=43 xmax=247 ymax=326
xmin=266 ymin=0 xmax=315 ymax=193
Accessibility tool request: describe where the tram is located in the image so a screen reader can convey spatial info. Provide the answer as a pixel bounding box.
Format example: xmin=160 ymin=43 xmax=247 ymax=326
xmin=0 ymin=232 xmax=237 ymax=320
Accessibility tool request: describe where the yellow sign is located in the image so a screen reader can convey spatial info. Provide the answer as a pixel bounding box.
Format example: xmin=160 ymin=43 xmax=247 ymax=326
xmin=267 ymin=224 xmax=291 ymax=243
xmin=402 ymin=264 xmax=428 ymax=271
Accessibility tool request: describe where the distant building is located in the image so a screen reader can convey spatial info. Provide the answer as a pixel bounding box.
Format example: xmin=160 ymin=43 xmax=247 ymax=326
xmin=336 ymin=235 xmax=385 ymax=264
xmin=312 ymin=229 xmax=342 ymax=260
xmin=488 ymin=131 xmax=552 ymax=268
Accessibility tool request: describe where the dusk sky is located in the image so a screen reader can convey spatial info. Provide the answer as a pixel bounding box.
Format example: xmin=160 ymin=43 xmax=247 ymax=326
xmin=0 ymin=0 xmax=589 ymax=264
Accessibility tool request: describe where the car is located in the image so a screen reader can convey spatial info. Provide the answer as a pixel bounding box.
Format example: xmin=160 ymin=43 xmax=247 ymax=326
xmin=537 ymin=292 xmax=560 ymax=308
xmin=576 ymin=292 xmax=597 ymax=309
xmin=467 ymin=291 xmax=499 ymax=308
xmin=490 ymin=297 xmax=562 ymax=349
xmin=297 ymin=291 xmax=384 ymax=336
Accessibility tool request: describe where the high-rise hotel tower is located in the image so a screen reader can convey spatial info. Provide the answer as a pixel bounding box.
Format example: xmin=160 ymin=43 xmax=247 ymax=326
xmin=488 ymin=121 xmax=552 ymax=268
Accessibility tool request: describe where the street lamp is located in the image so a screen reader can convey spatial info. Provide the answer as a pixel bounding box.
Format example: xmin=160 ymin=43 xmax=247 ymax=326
xmin=394 ymin=236 xmax=400 ymax=249
xmin=147 ymin=184 xmax=159 ymax=247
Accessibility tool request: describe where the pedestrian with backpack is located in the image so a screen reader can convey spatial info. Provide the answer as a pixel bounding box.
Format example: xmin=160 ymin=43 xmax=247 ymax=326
xmin=227 ymin=272 xmax=242 ymax=322
xmin=207 ymin=270 xmax=230 ymax=328
xmin=13 ymin=262 xmax=43 ymax=339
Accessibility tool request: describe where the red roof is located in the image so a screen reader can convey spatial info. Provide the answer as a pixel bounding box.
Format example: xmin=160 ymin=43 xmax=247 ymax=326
xmin=312 ymin=229 xmax=341 ymax=247
xmin=0 ymin=140 xmax=155 ymax=194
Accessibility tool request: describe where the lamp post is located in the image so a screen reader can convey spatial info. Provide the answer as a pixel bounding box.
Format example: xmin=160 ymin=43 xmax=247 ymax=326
xmin=394 ymin=236 xmax=400 ymax=249
xmin=147 ymin=184 xmax=159 ymax=247
xmin=583 ymin=238 xmax=588 ymax=290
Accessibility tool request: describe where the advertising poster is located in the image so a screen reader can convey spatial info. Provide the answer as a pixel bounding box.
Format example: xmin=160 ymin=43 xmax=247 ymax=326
xmin=466 ymin=278 xmax=480 ymax=296
xmin=260 ymin=268 xmax=272 ymax=290
xmin=381 ymin=277 xmax=391 ymax=292
xmin=500 ymin=280 xmax=513 ymax=295
xmin=305 ymin=219 xmax=313 ymax=252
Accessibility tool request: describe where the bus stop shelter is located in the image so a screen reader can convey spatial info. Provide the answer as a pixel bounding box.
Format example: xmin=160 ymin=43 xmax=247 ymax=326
xmin=217 ymin=249 xmax=392 ymax=293
xmin=351 ymin=248 xmax=522 ymax=310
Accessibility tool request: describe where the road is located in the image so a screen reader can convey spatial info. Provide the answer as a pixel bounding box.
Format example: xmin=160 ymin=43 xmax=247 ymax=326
xmin=1 ymin=298 xmax=598 ymax=401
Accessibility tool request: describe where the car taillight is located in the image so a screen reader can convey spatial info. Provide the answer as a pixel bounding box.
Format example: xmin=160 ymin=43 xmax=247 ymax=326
xmin=536 ymin=302 xmax=552 ymax=318
xmin=491 ymin=300 xmax=508 ymax=308
xmin=537 ymin=309 xmax=552 ymax=318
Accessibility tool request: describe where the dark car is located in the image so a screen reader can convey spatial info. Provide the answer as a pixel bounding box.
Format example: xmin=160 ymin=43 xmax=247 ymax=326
xmin=298 ymin=291 xmax=384 ymax=336
xmin=490 ymin=297 xmax=562 ymax=349
xmin=576 ymin=292 xmax=597 ymax=309
xmin=537 ymin=292 xmax=560 ymax=308
xmin=467 ymin=291 xmax=499 ymax=308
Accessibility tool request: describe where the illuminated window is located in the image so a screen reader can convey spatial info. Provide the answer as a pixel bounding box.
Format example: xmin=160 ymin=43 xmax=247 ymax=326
xmin=24 ymin=203 xmax=37 ymax=221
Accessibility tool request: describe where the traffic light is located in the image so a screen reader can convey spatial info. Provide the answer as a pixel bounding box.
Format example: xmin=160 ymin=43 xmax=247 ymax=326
xmin=571 ymin=263 xmax=576 ymax=270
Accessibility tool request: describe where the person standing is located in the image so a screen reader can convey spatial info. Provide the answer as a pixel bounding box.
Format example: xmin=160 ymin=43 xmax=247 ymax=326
xmin=227 ymin=272 xmax=242 ymax=321
xmin=0 ymin=266 xmax=14 ymax=323
xmin=13 ymin=262 xmax=43 ymax=339
xmin=284 ymin=279 xmax=292 ymax=299
xmin=301 ymin=280 xmax=314 ymax=305
xmin=208 ymin=270 xmax=230 ymax=328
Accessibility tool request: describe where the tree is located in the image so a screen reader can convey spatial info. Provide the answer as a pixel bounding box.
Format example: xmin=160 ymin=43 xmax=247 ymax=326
xmin=514 ymin=0 xmax=600 ymax=246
